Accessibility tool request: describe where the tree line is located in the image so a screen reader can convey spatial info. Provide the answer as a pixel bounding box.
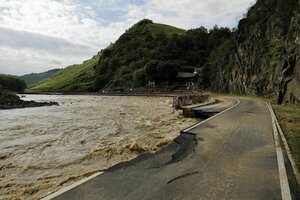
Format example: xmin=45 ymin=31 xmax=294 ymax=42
xmin=0 ymin=74 xmax=27 ymax=93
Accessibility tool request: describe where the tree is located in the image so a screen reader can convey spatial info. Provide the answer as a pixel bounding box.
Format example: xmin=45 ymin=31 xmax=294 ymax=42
xmin=133 ymin=68 xmax=147 ymax=87
xmin=157 ymin=62 xmax=180 ymax=83
xmin=145 ymin=60 xmax=158 ymax=82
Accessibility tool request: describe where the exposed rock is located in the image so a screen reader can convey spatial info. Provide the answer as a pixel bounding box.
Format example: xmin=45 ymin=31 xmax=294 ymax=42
xmin=0 ymin=92 xmax=59 ymax=109
xmin=211 ymin=0 xmax=300 ymax=105
xmin=282 ymin=13 xmax=300 ymax=104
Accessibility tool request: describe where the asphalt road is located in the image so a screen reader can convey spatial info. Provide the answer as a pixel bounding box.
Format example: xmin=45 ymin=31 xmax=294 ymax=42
xmin=52 ymin=97 xmax=283 ymax=200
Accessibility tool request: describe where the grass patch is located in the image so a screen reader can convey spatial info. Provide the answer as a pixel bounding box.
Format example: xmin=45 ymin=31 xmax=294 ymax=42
xmin=146 ymin=23 xmax=186 ymax=37
xmin=272 ymin=104 xmax=300 ymax=171
xmin=20 ymin=68 xmax=62 ymax=86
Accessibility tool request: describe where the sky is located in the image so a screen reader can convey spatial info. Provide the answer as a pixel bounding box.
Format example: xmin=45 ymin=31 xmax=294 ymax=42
xmin=0 ymin=0 xmax=256 ymax=75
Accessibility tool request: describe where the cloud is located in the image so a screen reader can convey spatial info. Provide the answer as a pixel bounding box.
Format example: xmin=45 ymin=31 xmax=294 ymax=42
xmin=124 ymin=0 xmax=255 ymax=29
xmin=0 ymin=27 xmax=98 ymax=75
xmin=0 ymin=27 xmax=91 ymax=53
xmin=0 ymin=0 xmax=256 ymax=75
xmin=0 ymin=0 xmax=101 ymax=47
xmin=0 ymin=46 xmax=94 ymax=75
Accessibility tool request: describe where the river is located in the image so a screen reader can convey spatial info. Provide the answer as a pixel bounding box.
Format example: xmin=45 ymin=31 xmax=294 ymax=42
xmin=0 ymin=95 xmax=198 ymax=199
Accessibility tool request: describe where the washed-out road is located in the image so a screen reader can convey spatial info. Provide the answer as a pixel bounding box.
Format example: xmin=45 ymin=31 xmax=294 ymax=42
xmin=49 ymin=97 xmax=291 ymax=200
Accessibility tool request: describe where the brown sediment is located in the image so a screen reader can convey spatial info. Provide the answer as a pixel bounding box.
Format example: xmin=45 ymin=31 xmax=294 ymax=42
xmin=0 ymin=95 xmax=198 ymax=200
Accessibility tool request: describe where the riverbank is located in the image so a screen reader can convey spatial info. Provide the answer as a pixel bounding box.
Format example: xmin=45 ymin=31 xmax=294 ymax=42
xmin=23 ymin=90 xmax=206 ymax=97
xmin=0 ymin=92 xmax=58 ymax=109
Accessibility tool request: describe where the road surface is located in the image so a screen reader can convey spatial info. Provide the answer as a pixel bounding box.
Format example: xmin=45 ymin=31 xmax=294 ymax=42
xmin=50 ymin=97 xmax=285 ymax=200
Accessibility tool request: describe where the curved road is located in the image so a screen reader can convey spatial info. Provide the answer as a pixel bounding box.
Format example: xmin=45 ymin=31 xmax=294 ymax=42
xmin=51 ymin=97 xmax=285 ymax=200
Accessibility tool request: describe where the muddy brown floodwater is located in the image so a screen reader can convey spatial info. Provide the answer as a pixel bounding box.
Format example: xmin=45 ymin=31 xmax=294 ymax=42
xmin=0 ymin=95 xmax=198 ymax=200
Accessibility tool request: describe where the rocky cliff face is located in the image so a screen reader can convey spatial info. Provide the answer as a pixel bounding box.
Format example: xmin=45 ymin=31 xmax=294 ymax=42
xmin=216 ymin=0 xmax=300 ymax=104
xmin=282 ymin=9 xmax=300 ymax=104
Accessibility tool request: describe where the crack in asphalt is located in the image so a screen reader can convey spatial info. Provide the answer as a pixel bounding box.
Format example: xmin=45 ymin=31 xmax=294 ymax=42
xmin=167 ymin=171 xmax=202 ymax=184
xmin=165 ymin=132 xmax=198 ymax=165
xmin=149 ymin=132 xmax=200 ymax=169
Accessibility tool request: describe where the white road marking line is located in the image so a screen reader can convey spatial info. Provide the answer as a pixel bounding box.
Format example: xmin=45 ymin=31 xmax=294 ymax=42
xmin=182 ymin=98 xmax=240 ymax=133
xmin=266 ymin=102 xmax=292 ymax=200
xmin=41 ymin=171 xmax=103 ymax=200
xmin=275 ymin=115 xmax=300 ymax=185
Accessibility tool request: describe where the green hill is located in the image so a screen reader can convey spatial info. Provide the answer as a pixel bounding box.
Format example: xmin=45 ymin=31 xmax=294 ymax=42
xmin=31 ymin=55 xmax=99 ymax=91
xmin=94 ymin=19 xmax=231 ymax=90
xmin=20 ymin=69 xmax=61 ymax=86
xmin=31 ymin=20 xmax=193 ymax=92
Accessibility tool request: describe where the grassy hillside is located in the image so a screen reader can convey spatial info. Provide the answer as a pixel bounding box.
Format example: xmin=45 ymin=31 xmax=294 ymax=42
xmin=31 ymin=55 xmax=99 ymax=91
xmin=20 ymin=69 xmax=61 ymax=86
xmin=146 ymin=23 xmax=186 ymax=37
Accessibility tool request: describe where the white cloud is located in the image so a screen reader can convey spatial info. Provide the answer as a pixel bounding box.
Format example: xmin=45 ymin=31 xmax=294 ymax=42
xmin=0 ymin=0 xmax=100 ymax=47
xmin=0 ymin=0 xmax=256 ymax=75
xmin=125 ymin=0 xmax=255 ymax=29
xmin=0 ymin=46 xmax=93 ymax=75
